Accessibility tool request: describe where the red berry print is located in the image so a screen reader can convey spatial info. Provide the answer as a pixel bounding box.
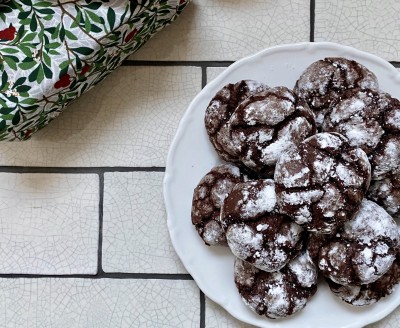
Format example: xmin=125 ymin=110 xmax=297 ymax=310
xmin=124 ymin=29 xmax=138 ymax=43
xmin=54 ymin=74 xmax=71 ymax=89
xmin=81 ymin=64 xmax=91 ymax=76
xmin=0 ymin=25 xmax=16 ymax=41
xmin=24 ymin=129 xmax=34 ymax=139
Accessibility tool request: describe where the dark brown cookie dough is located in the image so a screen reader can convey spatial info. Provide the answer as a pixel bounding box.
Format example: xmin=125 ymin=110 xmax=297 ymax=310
xmin=318 ymin=200 xmax=399 ymax=285
xmin=274 ymin=132 xmax=371 ymax=233
xmin=323 ymin=88 xmax=400 ymax=180
xmin=368 ymin=174 xmax=400 ymax=220
xmin=205 ymin=80 xmax=269 ymax=163
xmin=191 ymin=164 xmax=243 ymax=246
xmin=228 ymin=86 xmax=316 ymax=177
xmin=221 ymin=179 xmax=304 ymax=271
xmin=234 ymin=252 xmax=318 ymax=318
xmin=294 ymin=57 xmax=378 ymax=127
xmin=306 ymin=231 xmax=334 ymax=265
xmin=327 ymin=255 xmax=400 ymax=306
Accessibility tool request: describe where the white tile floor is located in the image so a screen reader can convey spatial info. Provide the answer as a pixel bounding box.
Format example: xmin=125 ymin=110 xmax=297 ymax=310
xmin=1 ymin=0 xmax=400 ymax=327
xmin=102 ymin=171 xmax=186 ymax=274
xmin=0 ymin=173 xmax=99 ymax=274
xmin=130 ymin=0 xmax=310 ymax=61
xmin=0 ymin=278 xmax=200 ymax=328
xmin=314 ymin=0 xmax=400 ymax=61
xmin=0 ymin=66 xmax=202 ymax=167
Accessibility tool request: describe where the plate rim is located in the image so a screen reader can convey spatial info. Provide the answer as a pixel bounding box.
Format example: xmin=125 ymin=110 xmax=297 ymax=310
xmin=163 ymin=41 xmax=400 ymax=328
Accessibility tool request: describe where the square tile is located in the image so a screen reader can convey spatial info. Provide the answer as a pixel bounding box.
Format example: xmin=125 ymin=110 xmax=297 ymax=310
xmin=130 ymin=0 xmax=310 ymax=61
xmin=0 ymin=278 xmax=200 ymax=328
xmin=206 ymin=67 xmax=229 ymax=84
xmin=206 ymin=298 xmax=256 ymax=328
xmin=315 ymin=0 xmax=400 ymax=61
xmin=0 ymin=66 xmax=201 ymax=167
xmin=102 ymin=172 xmax=186 ymax=273
xmin=0 ymin=173 xmax=99 ymax=274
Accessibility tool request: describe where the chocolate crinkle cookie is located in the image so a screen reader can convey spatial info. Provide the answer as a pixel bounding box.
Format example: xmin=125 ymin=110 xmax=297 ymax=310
xmin=234 ymin=252 xmax=318 ymax=319
xmin=318 ymin=200 xmax=399 ymax=286
xmin=306 ymin=231 xmax=334 ymax=265
xmin=191 ymin=164 xmax=243 ymax=246
xmin=294 ymin=57 xmax=378 ymax=127
xmin=274 ymin=132 xmax=371 ymax=233
xmin=204 ymin=80 xmax=269 ymax=163
xmin=327 ymin=254 xmax=400 ymax=306
xmin=368 ymin=174 xmax=400 ymax=220
xmin=323 ymin=88 xmax=400 ymax=180
xmin=220 ymin=179 xmax=304 ymax=272
xmin=228 ymin=86 xmax=316 ymax=178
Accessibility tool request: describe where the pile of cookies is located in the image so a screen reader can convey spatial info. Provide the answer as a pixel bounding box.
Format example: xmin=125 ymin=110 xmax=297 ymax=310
xmin=191 ymin=57 xmax=400 ymax=319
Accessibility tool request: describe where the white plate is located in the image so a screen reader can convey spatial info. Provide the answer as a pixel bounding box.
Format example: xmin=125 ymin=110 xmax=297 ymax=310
xmin=163 ymin=42 xmax=400 ymax=328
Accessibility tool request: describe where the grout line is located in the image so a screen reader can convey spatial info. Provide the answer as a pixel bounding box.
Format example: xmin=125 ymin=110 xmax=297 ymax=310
xmin=201 ymin=66 xmax=207 ymax=88
xmin=310 ymin=0 xmax=315 ymax=42
xmin=121 ymin=60 xmax=234 ymax=67
xmin=0 ymin=166 xmax=165 ymax=174
xmin=97 ymin=273 xmax=194 ymax=280
xmin=122 ymin=59 xmax=400 ymax=69
xmin=200 ymin=291 xmax=206 ymax=328
xmin=97 ymin=172 xmax=105 ymax=275
xmin=0 ymin=273 xmax=193 ymax=280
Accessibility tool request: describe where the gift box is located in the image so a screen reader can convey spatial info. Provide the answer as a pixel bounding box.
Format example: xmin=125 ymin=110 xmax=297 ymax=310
xmin=0 ymin=0 xmax=189 ymax=141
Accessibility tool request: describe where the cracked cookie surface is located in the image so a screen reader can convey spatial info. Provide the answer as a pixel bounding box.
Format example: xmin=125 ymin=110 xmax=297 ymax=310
xmin=228 ymin=86 xmax=316 ymax=177
xmin=234 ymin=252 xmax=317 ymax=318
xmin=191 ymin=164 xmax=243 ymax=246
xmin=205 ymin=80 xmax=269 ymax=163
xmin=294 ymin=57 xmax=378 ymax=127
xmin=221 ymin=179 xmax=304 ymax=271
xmin=274 ymin=132 xmax=371 ymax=233
xmin=318 ymin=200 xmax=399 ymax=285
xmin=323 ymin=88 xmax=400 ymax=180
xmin=327 ymin=255 xmax=400 ymax=306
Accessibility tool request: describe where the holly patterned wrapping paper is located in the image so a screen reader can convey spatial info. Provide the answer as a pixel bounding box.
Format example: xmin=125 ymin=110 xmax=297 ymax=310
xmin=0 ymin=0 xmax=189 ymax=141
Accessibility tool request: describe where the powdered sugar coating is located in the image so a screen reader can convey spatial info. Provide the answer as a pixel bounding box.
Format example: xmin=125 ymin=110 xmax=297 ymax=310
xmin=288 ymin=252 xmax=318 ymax=288
xmin=368 ymin=174 xmax=400 ymax=219
xmin=318 ymin=200 xmax=399 ymax=285
xmin=226 ymin=224 xmax=263 ymax=259
xmin=342 ymin=200 xmax=399 ymax=244
xmin=191 ymin=164 xmax=243 ymax=246
xmin=221 ymin=179 xmax=304 ymax=271
xmin=229 ymin=86 xmax=316 ymax=177
xmin=323 ymin=88 xmax=400 ymax=180
xmin=240 ymin=182 xmax=276 ymax=219
xmin=294 ymin=57 xmax=378 ymax=128
xmin=372 ymin=137 xmax=400 ymax=180
xmin=327 ymin=255 xmax=400 ymax=306
xmin=205 ymin=80 xmax=270 ymax=163
xmin=275 ymin=132 xmax=371 ymax=233
xmin=386 ymin=108 xmax=400 ymax=129
xmin=313 ymin=132 xmax=344 ymax=150
xmin=234 ymin=253 xmax=317 ymax=318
